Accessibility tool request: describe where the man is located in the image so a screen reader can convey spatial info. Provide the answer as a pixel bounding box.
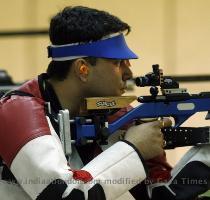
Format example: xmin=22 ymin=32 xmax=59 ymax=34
xmin=0 ymin=6 xmax=209 ymax=200
xmin=0 ymin=6 xmax=172 ymax=200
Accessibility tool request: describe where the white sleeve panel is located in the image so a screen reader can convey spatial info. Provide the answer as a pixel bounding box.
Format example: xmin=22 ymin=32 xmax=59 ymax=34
xmin=85 ymin=141 xmax=146 ymax=200
xmin=64 ymin=141 xmax=147 ymax=200
xmin=10 ymin=134 xmax=72 ymax=200
xmin=10 ymin=117 xmax=71 ymax=199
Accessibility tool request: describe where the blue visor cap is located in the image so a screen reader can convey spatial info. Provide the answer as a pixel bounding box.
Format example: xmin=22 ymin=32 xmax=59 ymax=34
xmin=48 ymin=34 xmax=138 ymax=60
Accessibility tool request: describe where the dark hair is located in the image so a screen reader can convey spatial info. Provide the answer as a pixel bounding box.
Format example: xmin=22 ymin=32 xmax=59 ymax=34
xmin=47 ymin=6 xmax=131 ymax=80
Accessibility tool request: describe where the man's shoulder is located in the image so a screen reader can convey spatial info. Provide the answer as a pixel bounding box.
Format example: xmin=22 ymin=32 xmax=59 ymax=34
xmin=0 ymin=92 xmax=45 ymax=113
xmin=18 ymin=77 xmax=42 ymax=99
xmin=0 ymin=87 xmax=47 ymax=132
xmin=0 ymin=76 xmax=44 ymax=111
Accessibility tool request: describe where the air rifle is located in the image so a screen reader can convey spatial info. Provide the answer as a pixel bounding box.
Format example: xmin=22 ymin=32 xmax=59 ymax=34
xmin=58 ymin=65 xmax=210 ymax=156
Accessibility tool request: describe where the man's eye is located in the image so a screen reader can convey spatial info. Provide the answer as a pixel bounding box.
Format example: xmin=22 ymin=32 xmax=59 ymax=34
xmin=113 ymin=60 xmax=122 ymax=66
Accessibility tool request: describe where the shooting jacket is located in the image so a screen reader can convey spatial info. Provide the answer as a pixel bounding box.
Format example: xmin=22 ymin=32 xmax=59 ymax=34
xmin=0 ymin=73 xmax=171 ymax=200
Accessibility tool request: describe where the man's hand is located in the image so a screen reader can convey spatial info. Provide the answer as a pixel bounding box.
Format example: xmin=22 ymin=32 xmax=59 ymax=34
xmin=124 ymin=118 xmax=172 ymax=160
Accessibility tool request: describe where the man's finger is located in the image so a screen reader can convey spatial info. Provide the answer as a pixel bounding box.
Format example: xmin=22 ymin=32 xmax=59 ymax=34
xmin=162 ymin=117 xmax=172 ymax=127
xmin=153 ymin=118 xmax=172 ymax=128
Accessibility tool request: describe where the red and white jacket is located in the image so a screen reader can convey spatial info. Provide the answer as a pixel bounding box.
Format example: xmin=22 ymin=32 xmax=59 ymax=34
xmin=0 ymin=75 xmax=171 ymax=200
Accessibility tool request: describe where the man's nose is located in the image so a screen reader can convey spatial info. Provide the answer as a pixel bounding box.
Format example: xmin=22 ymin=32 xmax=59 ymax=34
xmin=121 ymin=60 xmax=133 ymax=81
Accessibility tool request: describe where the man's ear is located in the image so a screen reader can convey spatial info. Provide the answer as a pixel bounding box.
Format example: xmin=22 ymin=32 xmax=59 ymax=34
xmin=73 ymin=59 xmax=90 ymax=82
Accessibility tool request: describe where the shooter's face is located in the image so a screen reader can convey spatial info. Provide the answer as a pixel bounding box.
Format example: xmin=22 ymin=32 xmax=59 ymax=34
xmin=86 ymin=58 xmax=133 ymax=97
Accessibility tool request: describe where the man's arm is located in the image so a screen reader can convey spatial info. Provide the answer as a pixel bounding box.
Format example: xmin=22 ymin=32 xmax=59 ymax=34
xmin=0 ymin=97 xmax=150 ymax=200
